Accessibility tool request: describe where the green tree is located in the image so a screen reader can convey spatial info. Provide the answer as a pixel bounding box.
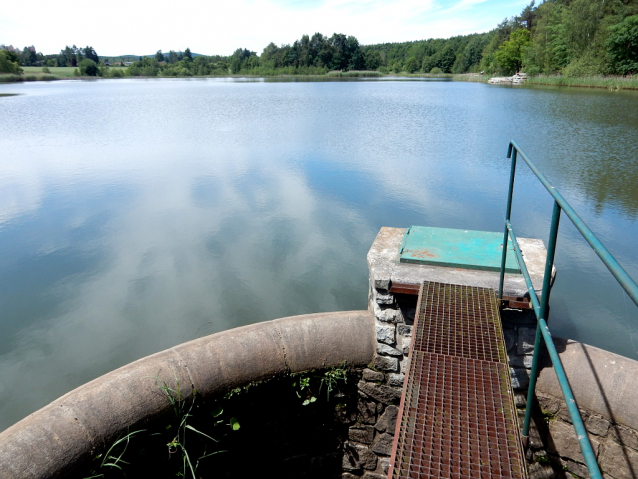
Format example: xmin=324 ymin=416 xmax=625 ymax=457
xmin=20 ymin=46 xmax=38 ymax=66
xmin=328 ymin=33 xmax=347 ymax=70
xmin=78 ymin=58 xmax=98 ymax=76
xmin=229 ymin=48 xmax=253 ymax=73
xmin=517 ymin=1 xmax=537 ymax=30
xmin=58 ymin=46 xmax=75 ymax=67
xmin=0 ymin=50 xmax=22 ymax=73
xmin=364 ymin=50 xmax=381 ymax=70
xmin=495 ymin=28 xmax=532 ymax=74
xmin=155 ymin=50 xmax=164 ymax=62
xmin=168 ymin=50 xmax=178 ymax=64
xmin=83 ymin=46 xmax=99 ymax=63
xmin=607 ymin=15 xmax=638 ymax=74
xmin=405 ymin=56 xmax=418 ymax=73
xmin=74 ymin=45 xmax=84 ymax=66
xmin=128 ymin=57 xmax=160 ymax=76
xmin=345 ymin=35 xmax=364 ymax=70
xmin=184 ymin=48 xmax=193 ymax=61
xmin=437 ymin=44 xmax=457 ymax=72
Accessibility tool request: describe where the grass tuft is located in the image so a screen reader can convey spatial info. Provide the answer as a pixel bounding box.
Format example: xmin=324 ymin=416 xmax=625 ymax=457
xmin=525 ymin=74 xmax=638 ymax=91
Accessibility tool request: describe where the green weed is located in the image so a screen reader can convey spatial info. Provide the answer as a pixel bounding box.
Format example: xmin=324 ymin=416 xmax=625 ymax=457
xmin=292 ymin=362 xmax=349 ymax=405
xmin=83 ymin=429 xmax=146 ymax=478
xmin=153 ymin=373 xmax=234 ymax=479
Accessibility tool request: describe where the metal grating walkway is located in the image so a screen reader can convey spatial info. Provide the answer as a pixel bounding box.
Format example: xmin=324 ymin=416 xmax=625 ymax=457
xmin=389 ymin=282 xmax=528 ymax=479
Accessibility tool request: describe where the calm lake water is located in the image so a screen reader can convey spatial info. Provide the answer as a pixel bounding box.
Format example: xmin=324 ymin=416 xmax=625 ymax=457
xmin=0 ymin=78 xmax=637 ymax=430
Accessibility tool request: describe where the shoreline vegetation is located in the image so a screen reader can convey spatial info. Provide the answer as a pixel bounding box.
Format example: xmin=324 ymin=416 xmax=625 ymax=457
xmin=2 ymin=68 xmax=638 ymax=92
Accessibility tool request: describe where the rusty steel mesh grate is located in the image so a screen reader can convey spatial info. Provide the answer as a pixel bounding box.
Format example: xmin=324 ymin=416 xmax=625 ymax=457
xmin=412 ymin=281 xmax=508 ymax=363
xmin=390 ymin=282 xmax=527 ymax=479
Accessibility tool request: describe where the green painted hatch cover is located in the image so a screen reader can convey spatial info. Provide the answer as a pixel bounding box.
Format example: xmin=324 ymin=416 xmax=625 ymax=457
xmin=399 ymin=226 xmax=521 ymax=273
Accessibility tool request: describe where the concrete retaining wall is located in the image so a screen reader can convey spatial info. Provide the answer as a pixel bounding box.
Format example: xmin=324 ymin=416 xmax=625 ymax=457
xmin=526 ymin=340 xmax=638 ymax=479
xmin=0 ymin=311 xmax=375 ymax=479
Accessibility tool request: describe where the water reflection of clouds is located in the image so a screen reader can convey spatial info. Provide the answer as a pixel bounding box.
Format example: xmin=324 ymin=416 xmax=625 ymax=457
xmin=0 ymin=143 xmax=377 ymax=429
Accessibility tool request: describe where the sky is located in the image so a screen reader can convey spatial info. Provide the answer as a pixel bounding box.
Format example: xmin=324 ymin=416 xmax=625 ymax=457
xmin=1 ymin=0 xmax=530 ymax=57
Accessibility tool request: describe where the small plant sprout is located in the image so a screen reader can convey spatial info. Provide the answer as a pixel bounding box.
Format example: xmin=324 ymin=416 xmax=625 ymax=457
xmin=152 ymin=371 xmax=229 ymax=479
xmin=83 ymin=429 xmax=145 ymax=479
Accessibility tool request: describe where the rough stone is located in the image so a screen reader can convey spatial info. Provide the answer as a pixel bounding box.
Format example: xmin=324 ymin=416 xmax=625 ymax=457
xmin=397 ymin=324 xmax=413 ymax=336
xmin=363 ymin=454 xmax=378 ymax=471
xmin=349 ymin=426 xmax=376 ymax=445
xmin=509 ymin=354 xmax=534 ymax=369
xmin=402 ymin=337 xmax=411 ymax=355
xmin=517 ymin=326 xmax=537 ymax=355
xmin=548 ymin=420 xmax=599 ymax=464
xmin=379 ymin=457 xmax=390 ymax=474
xmin=600 ymin=439 xmax=638 ymax=479
xmin=387 ymin=373 xmax=405 ymax=387
xmin=373 ymin=355 xmax=399 ymax=372
xmin=612 ymin=426 xmax=638 ymax=451
xmin=375 ymin=405 xmax=399 ymax=434
xmin=511 ymin=367 xmax=530 ymax=389
xmin=342 ymin=474 xmax=359 ymax=479
xmin=375 ymin=324 xmax=395 ymax=345
xmin=557 ymin=404 xmax=589 ymax=425
xmin=358 ymin=399 xmax=377 ymax=425
xmin=362 ymin=473 xmax=386 ymax=479
xmin=373 ymin=303 xmax=398 ymax=323
xmin=523 ymin=410 xmax=545 ymax=450
xmin=342 ymin=443 xmax=376 ymax=472
xmin=336 ymin=403 xmax=358 ymax=425
xmin=362 ymin=368 xmax=385 ymax=383
xmin=358 ymin=381 xmax=401 ymax=405
xmin=514 ymin=392 xmax=527 ymax=408
xmin=375 ymin=292 xmax=394 ymax=305
xmin=533 ymin=450 xmax=549 ymax=462
xmin=371 ymin=433 xmax=394 ymax=456
xmin=400 ymin=358 xmax=408 ymax=374
xmin=370 ymin=263 xmax=392 ymax=292
xmin=527 ymin=461 xmax=558 ymax=479
xmin=504 ymin=329 xmax=517 ymax=353
xmin=586 ymin=415 xmax=610 ymax=437
xmin=538 ymin=394 xmax=561 ymax=416
xmin=377 ymin=343 xmax=403 ymax=357
xmin=561 ymin=458 xmax=592 ymax=479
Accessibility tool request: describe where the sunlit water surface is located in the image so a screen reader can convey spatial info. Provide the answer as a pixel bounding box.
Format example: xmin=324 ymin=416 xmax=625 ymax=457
xmin=0 ymin=78 xmax=637 ymax=430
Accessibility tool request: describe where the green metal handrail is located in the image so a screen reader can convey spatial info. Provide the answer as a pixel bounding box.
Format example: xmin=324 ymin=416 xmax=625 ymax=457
xmin=497 ymin=140 xmax=638 ymax=479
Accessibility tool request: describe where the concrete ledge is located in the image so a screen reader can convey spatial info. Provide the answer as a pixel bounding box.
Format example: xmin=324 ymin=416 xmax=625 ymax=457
xmin=368 ymin=227 xmax=553 ymax=299
xmin=538 ymin=339 xmax=638 ymax=432
xmin=0 ymin=311 xmax=375 ymax=479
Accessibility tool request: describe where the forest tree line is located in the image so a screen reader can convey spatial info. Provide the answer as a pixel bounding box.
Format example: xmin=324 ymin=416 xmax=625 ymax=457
xmin=139 ymin=0 xmax=637 ymax=77
xmin=2 ymin=0 xmax=637 ymax=77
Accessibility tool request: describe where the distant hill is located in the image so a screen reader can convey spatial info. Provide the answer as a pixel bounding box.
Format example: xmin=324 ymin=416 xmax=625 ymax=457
xmin=99 ymin=52 xmax=204 ymax=62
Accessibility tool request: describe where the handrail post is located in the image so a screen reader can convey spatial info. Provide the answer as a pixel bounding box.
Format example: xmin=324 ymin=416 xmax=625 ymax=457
xmin=539 ymin=201 xmax=561 ymax=321
xmin=499 ymin=146 xmax=518 ymax=300
xmin=522 ymin=200 xmax=561 ymax=439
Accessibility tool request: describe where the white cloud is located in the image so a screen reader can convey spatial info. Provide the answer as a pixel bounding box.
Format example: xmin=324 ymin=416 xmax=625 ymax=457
xmin=1 ymin=0 xmax=527 ymax=56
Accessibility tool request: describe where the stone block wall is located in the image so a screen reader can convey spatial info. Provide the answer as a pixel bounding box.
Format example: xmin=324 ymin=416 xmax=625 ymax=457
xmin=339 ymin=282 xmax=416 ymax=478
xmin=341 ymin=368 xmax=400 ymax=478
xmin=502 ymin=307 xmax=537 ymax=391
xmin=520 ymin=391 xmax=638 ymax=479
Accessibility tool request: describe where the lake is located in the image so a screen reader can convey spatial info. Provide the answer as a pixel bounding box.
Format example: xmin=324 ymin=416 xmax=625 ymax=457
xmin=0 ymin=77 xmax=637 ymax=431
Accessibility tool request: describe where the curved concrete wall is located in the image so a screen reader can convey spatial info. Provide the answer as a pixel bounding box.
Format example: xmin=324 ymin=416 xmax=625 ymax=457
xmin=0 ymin=311 xmax=375 ymax=479
xmin=538 ymin=339 xmax=638 ymax=432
